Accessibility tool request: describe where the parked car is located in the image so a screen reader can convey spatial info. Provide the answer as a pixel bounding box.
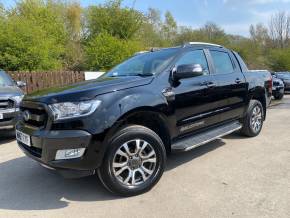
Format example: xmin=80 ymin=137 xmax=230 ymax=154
xmin=16 ymin=42 xmax=272 ymax=196
xmin=271 ymin=73 xmax=285 ymax=100
xmin=0 ymin=71 xmax=25 ymax=130
xmin=274 ymin=72 xmax=290 ymax=91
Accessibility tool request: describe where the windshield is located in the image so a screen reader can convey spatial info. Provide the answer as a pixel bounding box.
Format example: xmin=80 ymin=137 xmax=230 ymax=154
xmin=105 ymin=48 xmax=179 ymax=77
xmin=0 ymin=71 xmax=14 ymax=86
xmin=276 ymin=73 xmax=290 ymax=79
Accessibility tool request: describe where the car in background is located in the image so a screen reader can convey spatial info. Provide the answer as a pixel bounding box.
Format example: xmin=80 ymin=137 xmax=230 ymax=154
xmin=272 ymin=74 xmax=284 ymax=100
xmin=274 ymin=72 xmax=290 ymax=91
xmin=0 ymin=71 xmax=25 ymax=130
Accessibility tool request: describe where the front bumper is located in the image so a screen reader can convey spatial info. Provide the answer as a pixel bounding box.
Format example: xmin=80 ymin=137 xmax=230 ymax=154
xmin=283 ymin=81 xmax=290 ymax=90
xmin=0 ymin=109 xmax=18 ymax=129
xmin=272 ymin=86 xmax=284 ymax=95
xmin=16 ymin=122 xmax=104 ymax=178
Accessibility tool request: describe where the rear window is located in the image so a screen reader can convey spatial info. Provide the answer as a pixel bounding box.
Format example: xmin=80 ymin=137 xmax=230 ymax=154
xmin=232 ymin=51 xmax=248 ymax=72
xmin=210 ymin=51 xmax=234 ymax=74
xmin=276 ymin=73 xmax=290 ymax=79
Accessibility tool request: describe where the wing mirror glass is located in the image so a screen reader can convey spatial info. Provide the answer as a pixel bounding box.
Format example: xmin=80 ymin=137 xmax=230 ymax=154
xmin=16 ymin=81 xmax=26 ymax=88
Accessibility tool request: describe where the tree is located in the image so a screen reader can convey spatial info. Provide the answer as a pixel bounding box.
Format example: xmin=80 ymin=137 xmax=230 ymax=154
xmin=0 ymin=0 xmax=68 ymax=71
xmin=85 ymin=0 xmax=143 ymax=40
xmin=249 ymin=23 xmax=269 ymax=46
xmin=198 ymin=22 xmax=229 ymax=45
xmin=161 ymin=11 xmax=177 ymax=45
xmin=84 ymin=32 xmax=141 ymax=71
xmin=64 ymin=2 xmax=84 ymax=70
xmin=269 ymin=11 xmax=290 ymax=48
xmin=135 ymin=8 xmax=165 ymax=47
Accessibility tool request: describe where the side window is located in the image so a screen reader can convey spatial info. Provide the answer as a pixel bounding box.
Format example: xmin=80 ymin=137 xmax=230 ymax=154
xmin=175 ymin=50 xmax=209 ymax=75
xmin=210 ymin=51 xmax=234 ymax=74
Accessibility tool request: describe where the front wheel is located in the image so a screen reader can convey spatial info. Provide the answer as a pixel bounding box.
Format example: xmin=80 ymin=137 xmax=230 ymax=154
xmin=240 ymin=100 xmax=264 ymax=137
xmin=98 ymin=125 xmax=166 ymax=196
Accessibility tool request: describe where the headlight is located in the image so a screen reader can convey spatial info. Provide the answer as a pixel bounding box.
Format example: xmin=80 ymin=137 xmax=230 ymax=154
xmin=48 ymin=99 xmax=101 ymax=121
xmin=11 ymin=95 xmax=24 ymax=107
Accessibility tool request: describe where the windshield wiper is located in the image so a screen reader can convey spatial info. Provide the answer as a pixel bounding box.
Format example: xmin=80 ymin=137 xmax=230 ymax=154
xmin=108 ymin=73 xmax=153 ymax=78
xmin=131 ymin=73 xmax=153 ymax=77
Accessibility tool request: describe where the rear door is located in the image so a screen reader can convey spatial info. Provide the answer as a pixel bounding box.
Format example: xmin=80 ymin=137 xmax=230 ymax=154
xmin=207 ymin=48 xmax=248 ymax=122
xmin=172 ymin=49 xmax=221 ymax=136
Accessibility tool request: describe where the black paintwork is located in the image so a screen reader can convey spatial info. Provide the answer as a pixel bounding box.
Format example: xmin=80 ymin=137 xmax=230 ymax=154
xmin=272 ymin=77 xmax=285 ymax=97
xmin=273 ymin=72 xmax=290 ymax=91
xmin=16 ymin=44 xmax=272 ymax=177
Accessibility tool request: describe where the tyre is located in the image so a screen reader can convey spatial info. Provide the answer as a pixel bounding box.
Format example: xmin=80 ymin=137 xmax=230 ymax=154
xmin=274 ymin=93 xmax=284 ymax=100
xmin=240 ymin=100 xmax=264 ymax=137
xmin=97 ymin=125 xmax=166 ymax=196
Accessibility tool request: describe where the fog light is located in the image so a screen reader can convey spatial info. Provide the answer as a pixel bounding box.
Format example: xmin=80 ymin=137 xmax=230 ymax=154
xmin=55 ymin=148 xmax=86 ymax=160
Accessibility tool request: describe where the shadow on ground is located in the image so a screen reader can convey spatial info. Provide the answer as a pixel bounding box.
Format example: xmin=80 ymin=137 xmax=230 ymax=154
xmin=0 ymin=137 xmax=231 ymax=211
xmin=0 ymin=130 xmax=15 ymax=145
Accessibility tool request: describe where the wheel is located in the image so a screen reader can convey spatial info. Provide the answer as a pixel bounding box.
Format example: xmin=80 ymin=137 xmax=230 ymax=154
xmin=240 ymin=100 xmax=264 ymax=137
xmin=97 ymin=125 xmax=166 ymax=196
xmin=274 ymin=93 xmax=284 ymax=100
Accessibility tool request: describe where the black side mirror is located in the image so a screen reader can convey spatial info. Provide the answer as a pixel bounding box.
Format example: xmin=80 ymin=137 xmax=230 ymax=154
xmin=16 ymin=81 xmax=26 ymax=88
xmin=173 ymin=64 xmax=204 ymax=81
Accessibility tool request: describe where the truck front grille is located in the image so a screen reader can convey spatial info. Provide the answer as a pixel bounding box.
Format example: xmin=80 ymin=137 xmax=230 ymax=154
xmin=20 ymin=101 xmax=48 ymax=129
xmin=0 ymin=99 xmax=14 ymax=110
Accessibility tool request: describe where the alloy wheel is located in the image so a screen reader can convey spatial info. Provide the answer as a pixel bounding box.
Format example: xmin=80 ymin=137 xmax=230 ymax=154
xmin=251 ymin=105 xmax=262 ymax=133
xmin=112 ymin=139 xmax=157 ymax=187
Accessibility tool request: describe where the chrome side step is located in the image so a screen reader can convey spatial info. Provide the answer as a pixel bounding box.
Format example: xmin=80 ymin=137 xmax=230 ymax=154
xmin=171 ymin=121 xmax=242 ymax=152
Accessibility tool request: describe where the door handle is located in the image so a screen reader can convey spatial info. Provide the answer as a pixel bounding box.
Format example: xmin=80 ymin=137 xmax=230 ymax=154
xmin=206 ymin=82 xmax=216 ymax=88
xmin=235 ymin=78 xmax=242 ymax=84
xmin=200 ymin=81 xmax=216 ymax=87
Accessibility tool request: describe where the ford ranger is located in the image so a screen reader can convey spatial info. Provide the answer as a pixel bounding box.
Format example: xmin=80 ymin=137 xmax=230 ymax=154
xmin=16 ymin=42 xmax=272 ymax=196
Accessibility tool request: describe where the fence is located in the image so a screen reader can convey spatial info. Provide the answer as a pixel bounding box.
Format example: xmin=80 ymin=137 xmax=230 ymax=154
xmin=7 ymin=71 xmax=85 ymax=94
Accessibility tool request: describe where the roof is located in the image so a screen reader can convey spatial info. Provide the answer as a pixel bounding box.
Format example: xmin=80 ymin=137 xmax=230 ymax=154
xmin=184 ymin=42 xmax=223 ymax=48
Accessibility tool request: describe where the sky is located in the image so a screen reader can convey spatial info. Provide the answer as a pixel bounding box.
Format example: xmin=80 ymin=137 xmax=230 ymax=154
xmin=2 ymin=0 xmax=290 ymax=36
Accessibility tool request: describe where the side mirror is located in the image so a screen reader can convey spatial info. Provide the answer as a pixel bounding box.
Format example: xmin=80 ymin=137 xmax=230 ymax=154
xmin=173 ymin=64 xmax=204 ymax=80
xmin=16 ymin=81 xmax=26 ymax=88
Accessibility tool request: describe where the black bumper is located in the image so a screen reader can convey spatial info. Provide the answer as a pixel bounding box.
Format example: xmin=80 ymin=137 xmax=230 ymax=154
xmin=0 ymin=109 xmax=18 ymax=129
xmin=272 ymin=86 xmax=284 ymax=95
xmin=16 ymin=122 xmax=105 ymax=178
xmin=283 ymin=82 xmax=290 ymax=90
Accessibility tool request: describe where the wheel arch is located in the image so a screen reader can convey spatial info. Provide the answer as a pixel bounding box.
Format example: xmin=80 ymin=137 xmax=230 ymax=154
xmin=104 ymin=107 xmax=172 ymax=155
xmin=250 ymin=88 xmax=267 ymax=120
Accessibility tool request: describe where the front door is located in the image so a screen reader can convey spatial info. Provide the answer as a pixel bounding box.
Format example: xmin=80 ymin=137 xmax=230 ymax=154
xmin=172 ymin=49 xmax=220 ymax=136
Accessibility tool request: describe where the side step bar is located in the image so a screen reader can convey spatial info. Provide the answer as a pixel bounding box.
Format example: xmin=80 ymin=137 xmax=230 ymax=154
xmin=171 ymin=121 xmax=242 ymax=152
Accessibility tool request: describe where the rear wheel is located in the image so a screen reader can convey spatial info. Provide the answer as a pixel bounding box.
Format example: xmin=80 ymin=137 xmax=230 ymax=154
xmin=98 ymin=125 xmax=166 ymax=196
xmin=240 ymin=100 xmax=264 ymax=137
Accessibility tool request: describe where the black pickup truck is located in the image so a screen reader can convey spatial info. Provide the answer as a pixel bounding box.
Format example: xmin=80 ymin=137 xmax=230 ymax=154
xmin=16 ymin=43 xmax=272 ymax=196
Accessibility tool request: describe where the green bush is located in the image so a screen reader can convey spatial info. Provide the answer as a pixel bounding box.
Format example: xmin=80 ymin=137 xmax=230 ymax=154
xmin=84 ymin=32 xmax=142 ymax=71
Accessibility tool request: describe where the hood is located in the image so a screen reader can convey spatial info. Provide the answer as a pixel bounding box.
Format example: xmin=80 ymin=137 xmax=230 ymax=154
xmin=25 ymin=76 xmax=154 ymax=104
xmin=0 ymin=86 xmax=23 ymax=98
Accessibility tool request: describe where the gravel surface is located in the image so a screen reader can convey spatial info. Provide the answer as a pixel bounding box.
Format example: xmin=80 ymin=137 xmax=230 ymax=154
xmin=0 ymin=96 xmax=290 ymax=218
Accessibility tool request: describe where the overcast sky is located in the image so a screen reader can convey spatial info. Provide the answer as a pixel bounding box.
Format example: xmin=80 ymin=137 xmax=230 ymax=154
xmin=2 ymin=0 xmax=290 ymax=36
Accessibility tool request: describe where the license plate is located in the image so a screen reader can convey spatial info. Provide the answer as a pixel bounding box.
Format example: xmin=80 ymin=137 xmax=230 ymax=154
xmin=16 ymin=130 xmax=31 ymax=146
xmin=0 ymin=113 xmax=3 ymax=119
xmin=272 ymin=87 xmax=276 ymax=90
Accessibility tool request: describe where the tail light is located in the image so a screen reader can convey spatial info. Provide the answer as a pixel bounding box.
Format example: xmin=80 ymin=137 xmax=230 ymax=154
xmin=269 ymin=76 xmax=273 ymax=92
